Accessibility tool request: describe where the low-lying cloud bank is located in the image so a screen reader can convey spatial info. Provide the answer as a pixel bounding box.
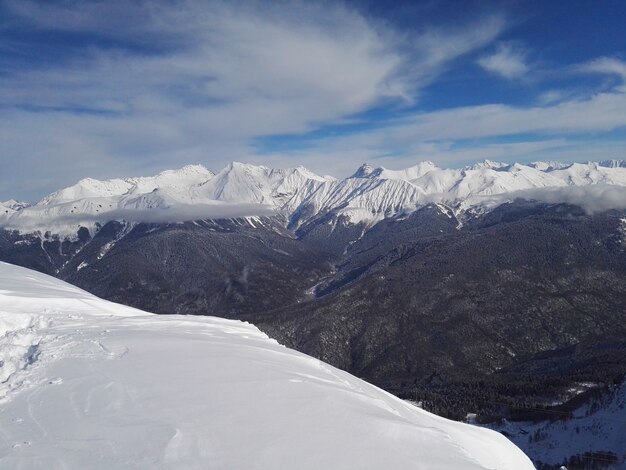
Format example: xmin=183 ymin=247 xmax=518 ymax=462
xmin=492 ymin=184 xmax=626 ymax=214
xmin=0 ymin=202 xmax=276 ymax=233
xmin=103 ymin=203 xmax=276 ymax=224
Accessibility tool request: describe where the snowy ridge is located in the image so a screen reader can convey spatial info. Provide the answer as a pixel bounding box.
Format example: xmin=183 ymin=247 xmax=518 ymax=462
xmin=2 ymin=159 xmax=626 ymax=237
xmin=1 ymin=200 xmax=30 ymax=211
xmin=37 ymin=164 xmax=215 ymax=205
xmin=0 ymin=261 xmax=534 ymax=469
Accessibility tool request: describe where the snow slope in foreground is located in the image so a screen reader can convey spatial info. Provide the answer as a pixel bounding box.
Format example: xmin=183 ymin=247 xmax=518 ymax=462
xmin=0 ymin=262 xmax=533 ymax=469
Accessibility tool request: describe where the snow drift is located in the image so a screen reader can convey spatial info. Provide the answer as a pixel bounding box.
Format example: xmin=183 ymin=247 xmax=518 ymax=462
xmin=0 ymin=261 xmax=533 ymax=469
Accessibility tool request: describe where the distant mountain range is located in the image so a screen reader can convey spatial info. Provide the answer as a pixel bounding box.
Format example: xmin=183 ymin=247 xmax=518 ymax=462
xmin=2 ymin=159 xmax=626 ymax=238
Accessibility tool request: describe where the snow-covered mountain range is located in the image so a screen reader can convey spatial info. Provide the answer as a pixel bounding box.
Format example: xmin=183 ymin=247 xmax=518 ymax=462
xmin=2 ymin=159 xmax=626 ymax=238
xmin=0 ymin=261 xmax=534 ymax=469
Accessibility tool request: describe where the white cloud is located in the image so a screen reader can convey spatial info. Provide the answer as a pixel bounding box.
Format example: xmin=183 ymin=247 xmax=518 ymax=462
xmin=278 ymin=89 xmax=626 ymax=160
xmin=0 ymin=1 xmax=404 ymax=127
xmin=0 ymin=1 xmax=507 ymax=200
xmin=0 ymin=202 xmax=275 ymax=231
xmin=579 ymin=57 xmax=626 ymax=91
xmin=477 ymin=42 xmax=529 ymax=79
xmin=389 ymin=91 xmax=626 ymax=142
xmin=537 ymin=90 xmax=567 ymax=105
xmin=402 ymin=15 xmax=506 ymax=96
xmin=493 ymin=185 xmax=626 ymax=214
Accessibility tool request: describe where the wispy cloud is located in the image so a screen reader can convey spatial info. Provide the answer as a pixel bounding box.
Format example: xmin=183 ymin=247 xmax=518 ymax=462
xmin=403 ymin=15 xmax=506 ymax=97
xmin=537 ymin=89 xmax=567 ymax=105
xmin=0 ymin=0 xmax=507 ymax=200
xmin=392 ymin=92 xmax=626 ymax=142
xmin=477 ymin=42 xmax=529 ymax=79
xmin=3 ymin=1 xmax=625 ymax=203
xmin=279 ymin=76 xmax=625 ymax=164
xmin=256 ymin=133 xmax=626 ymax=177
xmin=579 ymin=57 xmax=626 ymax=91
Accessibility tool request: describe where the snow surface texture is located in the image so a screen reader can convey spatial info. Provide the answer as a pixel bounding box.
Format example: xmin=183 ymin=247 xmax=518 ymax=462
xmin=3 ymin=160 xmax=626 ymax=238
xmin=0 ymin=261 xmax=533 ymax=469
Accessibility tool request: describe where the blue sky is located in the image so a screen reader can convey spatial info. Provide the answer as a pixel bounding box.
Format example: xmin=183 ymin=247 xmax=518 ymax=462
xmin=1 ymin=0 xmax=626 ymax=201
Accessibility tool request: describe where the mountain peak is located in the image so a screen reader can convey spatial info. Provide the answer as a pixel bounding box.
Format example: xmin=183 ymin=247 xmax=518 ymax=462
xmin=465 ymin=159 xmax=507 ymax=171
xmin=290 ymin=165 xmax=333 ymax=181
xmin=226 ymin=161 xmax=270 ymax=172
xmin=528 ymin=161 xmax=571 ymax=171
xmin=350 ymin=161 xmax=440 ymax=182
xmin=351 ymin=163 xmax=376 ymax=178
xmin=1 ymin=199 xmax=30 ymax=211
xmin=158 ymin=164 xmax=214 ymax=177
